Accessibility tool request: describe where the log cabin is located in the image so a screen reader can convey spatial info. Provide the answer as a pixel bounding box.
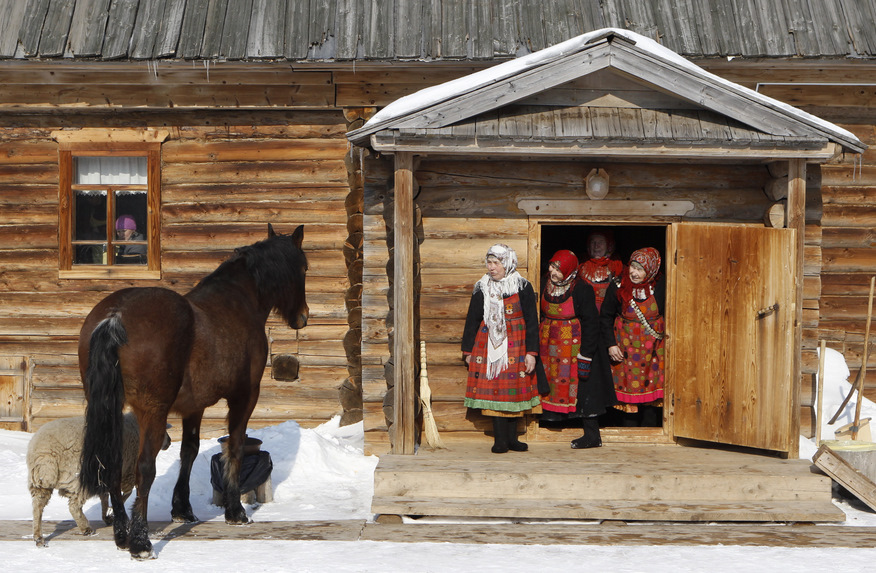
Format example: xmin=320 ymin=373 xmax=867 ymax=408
xmin=0 ymin=0 xmax=873 ymax=522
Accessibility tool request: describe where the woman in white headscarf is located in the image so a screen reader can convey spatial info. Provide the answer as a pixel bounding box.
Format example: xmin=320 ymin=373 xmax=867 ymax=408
xmin=461 ymin=244 xmax=542 ymax=454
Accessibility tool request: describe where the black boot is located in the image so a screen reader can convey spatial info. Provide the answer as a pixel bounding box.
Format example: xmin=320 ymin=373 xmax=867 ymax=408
xmin=571 ymin=416 xmax=602 ymax=449
xmin=491 ymin=417 xmax=509 ymax=454
xmin=641 ymin=406 xmax=661 ymax=427
xmin=507 ymin=417 xmax=528 ymax=452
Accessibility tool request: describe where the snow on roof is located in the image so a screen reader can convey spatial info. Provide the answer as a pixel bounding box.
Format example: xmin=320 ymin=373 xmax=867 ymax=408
xmin=359 ymin=28 xmax=863 ymax=150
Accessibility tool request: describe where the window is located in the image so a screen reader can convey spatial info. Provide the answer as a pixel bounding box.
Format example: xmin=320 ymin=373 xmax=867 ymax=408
xmin=54 ymin=129 xmax=167 ymax=279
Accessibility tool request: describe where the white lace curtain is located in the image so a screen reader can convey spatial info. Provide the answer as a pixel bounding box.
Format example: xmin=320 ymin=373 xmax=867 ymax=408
xmin=75 ymin=157 xmax=147 ymax=185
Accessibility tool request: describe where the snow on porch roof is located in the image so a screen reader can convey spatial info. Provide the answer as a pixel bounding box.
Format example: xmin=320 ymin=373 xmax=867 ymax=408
xmin=346 ymin=28 xmax=866 ymax=155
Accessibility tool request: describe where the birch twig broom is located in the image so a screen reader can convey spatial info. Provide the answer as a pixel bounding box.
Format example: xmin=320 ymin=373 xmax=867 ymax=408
xmin=420 ymin=340 xmax=446 ymax=449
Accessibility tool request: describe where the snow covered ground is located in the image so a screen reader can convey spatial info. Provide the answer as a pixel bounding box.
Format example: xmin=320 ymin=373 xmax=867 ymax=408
xmin=2 ymin=346 xmax=875 ymax=571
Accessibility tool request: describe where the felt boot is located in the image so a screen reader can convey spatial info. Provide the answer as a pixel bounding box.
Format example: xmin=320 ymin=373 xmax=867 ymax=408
xmin=570 ymin=416 xmax=602 ymax=449
xmin=507 ymin=418 xmax=528 ymax=452
xmin=491 ymin=416 xmax=509 ymax=454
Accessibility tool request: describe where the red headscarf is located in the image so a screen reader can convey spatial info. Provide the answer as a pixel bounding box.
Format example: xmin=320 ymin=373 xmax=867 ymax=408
xmin=617 ymin=247 xmax=662 ymax=305
xmin=549 ymin=250 xmax=578 ymax=282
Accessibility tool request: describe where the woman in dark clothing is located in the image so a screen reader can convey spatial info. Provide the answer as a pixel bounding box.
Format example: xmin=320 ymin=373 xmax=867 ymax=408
xmin=538 ymin=250 xmax=600 ymax=423
xmin=601 ymin=247 xmax=666 ymax=427
xmin=462 ymin=243 xmax=541 ymax=454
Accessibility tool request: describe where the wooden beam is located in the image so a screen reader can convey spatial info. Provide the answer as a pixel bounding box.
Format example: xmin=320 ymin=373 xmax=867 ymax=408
xmin=393 ymin=151 xmax=416 ymax=454
xmin=786 ymin=158 xmax=806 ymax=458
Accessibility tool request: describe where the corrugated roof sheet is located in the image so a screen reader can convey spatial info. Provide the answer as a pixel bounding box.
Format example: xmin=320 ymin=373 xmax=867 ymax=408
xmin=1 ymin=0 xmax=874 ymax=62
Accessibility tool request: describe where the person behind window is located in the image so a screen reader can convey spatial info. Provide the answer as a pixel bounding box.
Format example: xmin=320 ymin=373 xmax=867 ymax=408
xmin=602 ymin=247 xmax=665 ymax=427
xmin=461 ymin=243 xmax=542 ymax=454
xmin=114 ymin=214 xmax=147 ymax=264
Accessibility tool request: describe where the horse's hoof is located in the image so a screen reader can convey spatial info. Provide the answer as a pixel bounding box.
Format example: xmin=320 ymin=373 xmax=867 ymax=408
xmin=130 ymin=548 xmax=156 ymax=561
xmin=129 ymin=539 xmax=154 ymax=560
xmin=225 ymin=513 xmax=252 ymax=526
xmin=34 ymin=537 xmax=46 ymax=548
xmin=171 ymin=511 xmax=198 ymax=524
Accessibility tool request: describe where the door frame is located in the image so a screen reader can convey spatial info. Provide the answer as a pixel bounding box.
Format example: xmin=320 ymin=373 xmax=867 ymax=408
xmin=529 ymin=217 xmax=675 ymax=444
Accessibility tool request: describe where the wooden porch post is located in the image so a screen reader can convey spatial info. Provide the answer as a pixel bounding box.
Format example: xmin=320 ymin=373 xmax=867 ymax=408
xmin=786 ymin=158 xmax=806 ymax=459
xmin=393 ymin=151 xmax=416 ymax=454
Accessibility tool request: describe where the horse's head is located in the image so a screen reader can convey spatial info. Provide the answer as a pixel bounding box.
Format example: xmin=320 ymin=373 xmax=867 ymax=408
xmin=266 ymin=224 xmax=309 ymax=329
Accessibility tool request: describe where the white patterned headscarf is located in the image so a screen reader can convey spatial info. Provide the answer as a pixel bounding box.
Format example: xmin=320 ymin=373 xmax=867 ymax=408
xmin=475 ymin=244 xmax=524 ymax=379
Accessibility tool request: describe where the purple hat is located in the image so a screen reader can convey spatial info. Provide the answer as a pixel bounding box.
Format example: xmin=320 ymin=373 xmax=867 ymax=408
xmin=115 ymin=215 xmax=137 ymax=230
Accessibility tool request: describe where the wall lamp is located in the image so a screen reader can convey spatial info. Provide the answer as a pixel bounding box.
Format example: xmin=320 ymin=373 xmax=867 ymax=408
xmin=585 ymin=168 xmax=610 ymax=200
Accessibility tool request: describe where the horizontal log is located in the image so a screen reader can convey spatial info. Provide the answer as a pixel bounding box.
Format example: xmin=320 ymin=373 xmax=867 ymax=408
xmin=416 ymin=160 xmax=770 ymax=190
xmin=0 ymin=83 xmax=335 ymax=109
xmin=821 ymin=226 xmax=876 ymax=249
xmin=822 ymin=186 xmax=876 ymax=205
xmin=821 ymin=273 xmax=876 ymax=296
xmin=0 ymin=163 xmax=58 ymax=184
xmin=172 ymin=120 xmax=348 ymax=140
xmin=163 ymin=138 xmax=349 ymax=162
xmin=161 ymin=201 xmax=348 ymax=225
xmin=162 ymin=248 xmax=348 ymax=277
xmin=0 ymin=141 xmax=57 ymax=165
xmin=821 ymin=164 xmax=876 ymax=186
xmin=822 ymin=204 xmax=876 ymax=227
xmin=822 ymin=247 xmax=876 ymax=272
xmin=162 ymin=184 xmax=350 ymax=203
xmin=821 ymin=295 xmax=876 ymax=321
xmin=803 ymin=245 xmax=821 ymax=275
xmin=161 ymin=159 xmax=348 ymax=185
xmin=161 ymin=222 xmax=348 ymax=250
xmin=0 ymin=66 xmax=334 ymax=86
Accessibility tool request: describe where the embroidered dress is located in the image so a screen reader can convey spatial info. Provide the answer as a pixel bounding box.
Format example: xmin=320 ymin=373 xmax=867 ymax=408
xmin=464 ymin=291 xmax=540 ymax=412
xmin=539 ymin=290 xmax=581 ymax=413
xmin=579 ymin=256 xmax=624 ymax=310
xmin=610 ymin=293 xmax=665 ymax=404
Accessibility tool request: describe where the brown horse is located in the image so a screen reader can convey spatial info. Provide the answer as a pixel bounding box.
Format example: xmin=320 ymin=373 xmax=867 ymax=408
xmin=78 ymin=224 xmax=308 ymax=559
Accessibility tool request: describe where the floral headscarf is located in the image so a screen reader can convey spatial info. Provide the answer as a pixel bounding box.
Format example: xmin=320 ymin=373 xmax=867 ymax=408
xmin=617 ymin=247 xmax=662 ymax=304
xmin=475 ymin=244 xmax=524 ymax=379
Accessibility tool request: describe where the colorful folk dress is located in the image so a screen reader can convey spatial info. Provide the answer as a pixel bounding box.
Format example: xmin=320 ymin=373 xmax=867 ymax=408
xmin=579 ymin=257 xmax=624 ymax=311
xmin=609 ymin=290 xmax=665 ymax=406
xmin=539 ymin=286 xmax=581 ymax=414
xmin=462 ymin=286 xmax=541 ymax=414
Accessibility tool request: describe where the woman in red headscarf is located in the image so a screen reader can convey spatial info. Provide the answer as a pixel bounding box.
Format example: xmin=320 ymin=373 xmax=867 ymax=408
xmin=578 ymin=231 xmax=624 ymax=311
xmin=538 ymin=250 xmax=616 ymax=448
xmin=600 ymin=247 xmax=665 ymax=426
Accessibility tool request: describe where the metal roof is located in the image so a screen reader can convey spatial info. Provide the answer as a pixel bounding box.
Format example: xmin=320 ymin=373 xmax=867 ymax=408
xmin=1 ymin=0 xmax=875 ymax=62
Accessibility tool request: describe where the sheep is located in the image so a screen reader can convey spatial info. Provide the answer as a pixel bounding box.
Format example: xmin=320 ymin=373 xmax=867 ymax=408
xmin=26 ymin=412 xmax=170 ymax=547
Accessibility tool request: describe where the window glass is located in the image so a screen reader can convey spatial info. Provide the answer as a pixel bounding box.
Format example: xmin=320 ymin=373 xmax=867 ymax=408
xmin=70 ymin=156 xmax=149 ymax=267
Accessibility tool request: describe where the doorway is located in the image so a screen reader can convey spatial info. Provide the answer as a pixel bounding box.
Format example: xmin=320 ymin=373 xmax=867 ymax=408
xmin=537 ymin=223 xmax=667 ymax=433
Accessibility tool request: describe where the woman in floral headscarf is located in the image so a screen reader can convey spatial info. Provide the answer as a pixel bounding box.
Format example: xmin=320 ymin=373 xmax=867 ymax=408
xmin=578 ymin=230 xmax=624 ymax=311
xmin=462 ymin=244 xmax=542 ymax=454
xmin=600 ymin=247 xmax=666 ymax=426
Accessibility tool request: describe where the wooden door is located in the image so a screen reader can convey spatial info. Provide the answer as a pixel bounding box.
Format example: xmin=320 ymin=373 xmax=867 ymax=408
xmin=0 ymin=356 xmax=26 ymax=431
xmin=667 ymin=223 xmax=796 ymax=453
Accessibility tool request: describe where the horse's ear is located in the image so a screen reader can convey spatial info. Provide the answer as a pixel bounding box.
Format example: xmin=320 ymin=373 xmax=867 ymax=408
xmin=267 ymin=223 xmax=276 ymax=238
xmin=291 ymin=225 xmax=304 ymax=249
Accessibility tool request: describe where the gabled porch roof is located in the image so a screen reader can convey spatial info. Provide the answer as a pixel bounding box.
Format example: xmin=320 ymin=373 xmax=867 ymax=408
xmin=347 ymin=28 xmax=866 ymax=160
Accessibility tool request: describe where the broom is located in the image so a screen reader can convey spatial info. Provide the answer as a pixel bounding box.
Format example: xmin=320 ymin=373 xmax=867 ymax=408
xmin=419 ymin=340 xmax=446 ymax=450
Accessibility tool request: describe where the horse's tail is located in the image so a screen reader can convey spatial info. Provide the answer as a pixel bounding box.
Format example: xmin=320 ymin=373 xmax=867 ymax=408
xmin=80 ymin=314 xmax=128 ymax=498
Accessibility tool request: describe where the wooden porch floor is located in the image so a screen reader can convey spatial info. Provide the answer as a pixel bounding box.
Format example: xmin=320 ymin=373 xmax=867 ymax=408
xmin=372 ymin=438 xmax=844 ymax=523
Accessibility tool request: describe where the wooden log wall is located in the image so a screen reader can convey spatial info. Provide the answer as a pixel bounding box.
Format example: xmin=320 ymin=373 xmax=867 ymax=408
xmin=362 ymin=155 xmax=784 ymax=449
xmin=0 ymin=112 xmax=358 ymax=437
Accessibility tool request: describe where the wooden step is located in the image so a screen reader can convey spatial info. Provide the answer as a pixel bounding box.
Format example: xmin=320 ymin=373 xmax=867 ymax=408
xmin=371 ymin=496 xmax=846 ymax=522
xmin=371 ymin=442 xmax=845 ymax=522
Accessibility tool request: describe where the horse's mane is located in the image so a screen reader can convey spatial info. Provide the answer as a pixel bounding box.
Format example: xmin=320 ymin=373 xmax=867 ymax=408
xmin=191 ymin=232 xmax=308 ymax=325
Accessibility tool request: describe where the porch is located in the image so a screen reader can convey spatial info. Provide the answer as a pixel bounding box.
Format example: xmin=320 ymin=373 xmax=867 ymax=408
xmin=372 ymin=437 xmax=844 ymax=523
